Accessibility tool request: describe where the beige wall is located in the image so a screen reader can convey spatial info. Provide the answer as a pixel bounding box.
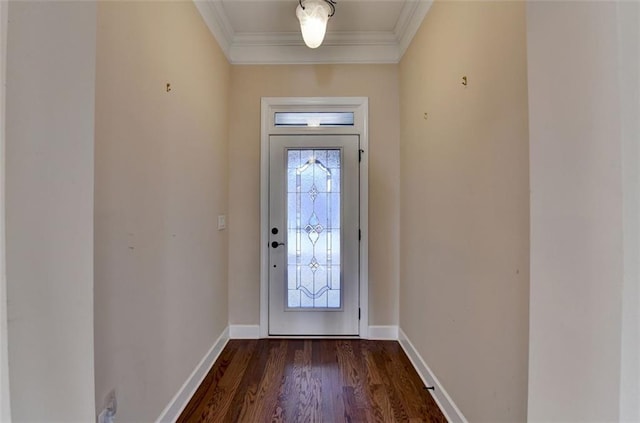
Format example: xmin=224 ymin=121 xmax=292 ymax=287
xmin=94 ymin=1 xmax=230 ymax=421
xmin=6 ymin=2 xmax=97 ymax=421
xmin=0 ymin=0 xmax=9 ymax=419
xmin=527 ymin=2 xmax=637 ymax=420
xmin=228 ymin=65 xmax=400 ymax=327
xmin=399 ymin=2 xmax=529 ymax=421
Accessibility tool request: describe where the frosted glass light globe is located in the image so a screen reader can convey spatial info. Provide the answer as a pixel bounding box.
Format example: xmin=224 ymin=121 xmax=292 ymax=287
xmin=296 ymin=0 xmax=332 ymax=49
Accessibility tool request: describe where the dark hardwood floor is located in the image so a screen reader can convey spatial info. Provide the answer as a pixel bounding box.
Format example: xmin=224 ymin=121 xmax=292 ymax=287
xmin=177 ymin=339 xmax=447 ymax=422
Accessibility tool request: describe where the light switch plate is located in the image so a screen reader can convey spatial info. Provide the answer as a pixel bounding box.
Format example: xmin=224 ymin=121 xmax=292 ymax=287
xmin=217 ymin=215 xmax=226 ymax=230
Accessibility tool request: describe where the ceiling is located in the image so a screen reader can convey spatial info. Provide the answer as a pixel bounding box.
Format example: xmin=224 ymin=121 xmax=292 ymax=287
xmin=194 ymin=0 xmax=433 ymax=64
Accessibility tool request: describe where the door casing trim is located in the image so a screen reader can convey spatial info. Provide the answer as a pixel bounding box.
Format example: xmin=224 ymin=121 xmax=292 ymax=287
xmin=260 ymin=97 xmax=369 ymax=338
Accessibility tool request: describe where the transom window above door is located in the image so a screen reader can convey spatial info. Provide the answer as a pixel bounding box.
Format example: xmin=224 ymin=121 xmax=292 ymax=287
xmin=274 ymin=112 xmax=355 ymax=127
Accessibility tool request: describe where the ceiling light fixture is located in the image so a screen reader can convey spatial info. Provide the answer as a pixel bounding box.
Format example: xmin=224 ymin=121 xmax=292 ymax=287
xmin=296 ymin=0 xmax=336 ymax=49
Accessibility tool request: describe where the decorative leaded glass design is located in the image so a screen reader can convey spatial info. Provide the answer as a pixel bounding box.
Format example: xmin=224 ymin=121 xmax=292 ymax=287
xmin=287 ymin=149 xmax=341 ymax=309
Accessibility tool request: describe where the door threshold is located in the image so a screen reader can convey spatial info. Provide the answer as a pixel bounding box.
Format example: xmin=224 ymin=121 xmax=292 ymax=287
xmin=266 ymin=335 xmax=361 ymax=339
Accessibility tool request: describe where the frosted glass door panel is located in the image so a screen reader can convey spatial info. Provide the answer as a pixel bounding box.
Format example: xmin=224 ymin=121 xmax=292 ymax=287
xmin=287 ymin=149 xmax=341 ymax=309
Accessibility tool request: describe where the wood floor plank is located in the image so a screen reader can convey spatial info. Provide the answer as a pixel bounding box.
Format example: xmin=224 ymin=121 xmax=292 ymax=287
xmin=178 ymin=340 xmax=236 ymax=422
xmin=271 ymin=339 xmax=300 ymax=422
xmin=177 ymin=339 xmax=447 ymax=423
xmin=179 ymin=340 xmax=258 ymax=423
xmin=313 ymin=340 xmax=336 ymax=423
xmin=291 ymin=341 xmax=322 ymax=422
xmin=222 ymin=339 xmax=271 ymax=422
xmin=320 ymin=340 xmax=347 ymax=423
xmin=361 ymin=342 xmax=396 ymax=423
xmin=369 ymin=342 xmax=416 ymax=422
xmin=381 ymin=342 xmax=446 ymax=423
xmin=335 ymin=339 xmax=372 ymax=420
xmin=242 ymin=340 xmax=288 ymax=422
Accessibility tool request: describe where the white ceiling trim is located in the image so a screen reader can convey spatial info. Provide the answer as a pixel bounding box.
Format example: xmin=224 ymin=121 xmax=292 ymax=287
xmin=232 ymin=31 xmax=398 ymax=46
xmin=396 ymin=0 xmax=433 ymax=57
xmin=194 ymin=0 xmax=432 ymax=64
xmin=229 ymin=43 xmax=401 ymax=65
xmin=194 ymin=0 xmax=232 ymax=54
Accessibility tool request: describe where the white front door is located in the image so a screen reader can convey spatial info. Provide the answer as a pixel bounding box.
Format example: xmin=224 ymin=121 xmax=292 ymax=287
xmin=268 ymin=134 xmax=360 ymax=336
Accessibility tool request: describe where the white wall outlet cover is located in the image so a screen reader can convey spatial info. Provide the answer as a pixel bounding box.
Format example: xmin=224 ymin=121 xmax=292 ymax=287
xmin=217 ymin=215 xmax=226 ymax=230
xmin=97 ymin=408 xmax=114 ymax=423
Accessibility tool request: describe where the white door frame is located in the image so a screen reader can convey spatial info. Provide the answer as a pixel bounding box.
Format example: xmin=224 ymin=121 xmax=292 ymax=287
xmin=260 ymin=97 xmax=369 ymax=338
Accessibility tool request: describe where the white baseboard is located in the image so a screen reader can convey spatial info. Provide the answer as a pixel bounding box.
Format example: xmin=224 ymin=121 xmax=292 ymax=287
xmin=398 ymin=328 xmax=467 ymax=423
xmin=155 ymin=327 xmax=230 ymax=423
xmin=229 ymin=324 xmax=260 ymax=339
xmin=367 ymin=325 xmax=398 ymax=340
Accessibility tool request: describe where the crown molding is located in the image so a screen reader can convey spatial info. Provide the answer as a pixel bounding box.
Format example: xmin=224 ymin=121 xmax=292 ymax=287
xmin=228 ymin=43 xmax=400 ymax=65
xmin=194 ymin=0 xmax=233 ymax=54
xmin=396 ymin=0 xmax=433 ymax=57
xmin=194 ymin=0 xmax=432 ymax=64
xmin=232 ymin=31 xmax=398 ymax=47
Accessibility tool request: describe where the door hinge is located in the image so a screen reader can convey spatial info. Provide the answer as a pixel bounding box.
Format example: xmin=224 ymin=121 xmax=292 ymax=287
xmin=359 ymin=149 xmax=364 ymax=162
xmin=358 ymin=308 xmax=361 ymax=320
xmin=358 ymin=229 xmax=361 ymax=241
